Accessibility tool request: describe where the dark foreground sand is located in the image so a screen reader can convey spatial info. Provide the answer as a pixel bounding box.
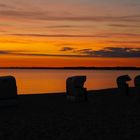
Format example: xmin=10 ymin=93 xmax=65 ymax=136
xmin=0 ymin=88 xmax=140 ymax=140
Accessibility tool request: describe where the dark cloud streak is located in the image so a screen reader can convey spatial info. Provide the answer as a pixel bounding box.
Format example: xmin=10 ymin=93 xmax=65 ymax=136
xmin=11 ymin=33 xmax=107 ymax=38
xmin=10 ymin=33 xmax=140 ymax=38
xmin=77 ymin=47 xmax=140 ymax=57
xmin=0 ymin=9 xmax=140 ymax=22
xmin=0 ymin=3 xmax=9 ymax=8
xmin=46 ymin=25 xmax=75 ymax=28
xmin=1 ymin=47 xmax=140 ymax=58
xmin=107 ymin=41 xmax=140 ymax=44
xmin=60 ymin=47 xmax=75 ymax=51
xmin=108 ymin=24 xmax=140 ymax=28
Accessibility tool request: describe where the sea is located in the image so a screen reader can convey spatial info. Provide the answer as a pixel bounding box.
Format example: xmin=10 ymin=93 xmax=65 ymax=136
xmin=0 ymin=69 xmax=139 ymax=94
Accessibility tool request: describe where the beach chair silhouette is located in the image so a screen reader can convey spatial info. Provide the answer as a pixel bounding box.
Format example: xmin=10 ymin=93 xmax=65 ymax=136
xmin=66 ymin=76 xmax=87 ymax=101
xmin=0 ymin=76 xmax=18 ymax=106
xmin=116 ymin=75 xmax=131 ymax=96
xmin=134 ymin=75 xmax=140 ymax=95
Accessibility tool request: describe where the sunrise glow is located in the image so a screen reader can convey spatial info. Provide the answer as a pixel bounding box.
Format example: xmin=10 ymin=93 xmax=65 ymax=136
xmin=0 ymin=0 xmax=140 ymax=67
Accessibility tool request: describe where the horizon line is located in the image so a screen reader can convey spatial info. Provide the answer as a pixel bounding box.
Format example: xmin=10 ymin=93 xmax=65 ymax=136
xmin=0 ymin=66 xmax=140 ymax=70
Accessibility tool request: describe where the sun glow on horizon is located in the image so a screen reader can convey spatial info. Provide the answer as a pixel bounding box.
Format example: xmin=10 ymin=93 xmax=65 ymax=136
xmin=0 ymin=0 xmax=140 ymax=67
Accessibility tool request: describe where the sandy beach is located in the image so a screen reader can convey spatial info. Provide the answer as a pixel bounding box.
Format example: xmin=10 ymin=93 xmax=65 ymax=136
xmin=0 ymin=88 xmax=140 ymax=140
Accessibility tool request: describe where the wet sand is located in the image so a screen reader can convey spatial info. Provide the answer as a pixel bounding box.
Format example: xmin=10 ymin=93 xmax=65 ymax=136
xmin=0 ymin=88 xmax=140 ymax=139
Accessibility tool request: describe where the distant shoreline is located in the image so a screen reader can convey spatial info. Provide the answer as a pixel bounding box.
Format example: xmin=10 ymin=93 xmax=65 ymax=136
xmin=0 ymin=67 xmax=140 ymax=70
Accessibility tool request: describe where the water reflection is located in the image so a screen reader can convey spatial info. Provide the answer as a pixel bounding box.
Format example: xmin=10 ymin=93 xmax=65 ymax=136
xmin=0 ymin=69 xmax=139 ymax=94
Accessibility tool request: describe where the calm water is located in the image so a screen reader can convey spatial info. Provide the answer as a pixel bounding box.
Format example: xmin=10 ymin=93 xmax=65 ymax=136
xmin=0 ymin=69 xmax=139 ymax=94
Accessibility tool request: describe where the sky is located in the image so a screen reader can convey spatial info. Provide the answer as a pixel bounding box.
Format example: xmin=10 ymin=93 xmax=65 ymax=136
xmin=0 ymin=0 xmax=140 ymax=67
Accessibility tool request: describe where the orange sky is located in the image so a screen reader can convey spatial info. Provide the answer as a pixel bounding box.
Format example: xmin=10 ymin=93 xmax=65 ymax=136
xmin=0 ymin=55 xmax=140 ymax=67
xmin=0 ymin=0 xmax=140 ymax=67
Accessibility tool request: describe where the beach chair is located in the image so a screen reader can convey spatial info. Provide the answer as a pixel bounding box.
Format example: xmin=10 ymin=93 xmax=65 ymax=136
xmin=134 ymin=75 xmax=140 ymax=95
xmin=66 ymin=76 xmax=87 ymax=101
xmin=116 ymin=75 xmax=131 ymax=96
xmin=0 ymin=76 xmax=18 ymax=106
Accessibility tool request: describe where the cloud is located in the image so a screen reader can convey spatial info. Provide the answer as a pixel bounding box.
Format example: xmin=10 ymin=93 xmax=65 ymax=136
xmin=0 ymin=3 xmax=14 ymax=9
xmin=0 ymin=50 xmax=82 ymax=57
xmin=106 ymin=33 xmax=140 ymax=38
xmin=0 ymin=10 xmax=46 ymax=18
xmin=0 ymin=40 xmax=31 ymax=44
xmin=108 ymin=24 xmax=140 ymax=28
xmin=11 ymin=33 xmax=106 ymax=38
xmin=46 ymin=25 xmax=91 ymax=29
xmin=10 ymin=33 xmax=140 ymax=38
xmin=76 ymin=49 xmax=94 ymax=55
xmin=107 ymin=41 xmax=140 ymax=44
xmin=0 ymin=50 xmax=11 ymax=55
xmin=1 ymin=47 xmax=140 ymax=58
xmin=46 ymin=25 xmax=75 ymax=28
xmin=0 ymin=9 xmax=140 ymax=23
xmin=57 ymin=43 xmax=76 ymax=46
xmin=77 ymin=47 xmax=140 ymax=57
xmin=60 ymin=47 xmax=75 ymax=51
xmin=0 ymin=50 xmax=34 ymax=55
xmin=0 ymin=3 xmax=9 ymax=8
xmin=0 ymin=29 xmax=6 ymax=32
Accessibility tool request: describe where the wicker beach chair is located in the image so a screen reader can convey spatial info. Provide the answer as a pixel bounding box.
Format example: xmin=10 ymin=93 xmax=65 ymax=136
xmin=66 ymin=76 xmax=87 ymax=101
xmin=134 ymin=75 xmax=140 ymax=95
xmin=116 ymin=75 xmax=131 ymax=96
xmin=0 ymin=76 xmax=18 ymax=106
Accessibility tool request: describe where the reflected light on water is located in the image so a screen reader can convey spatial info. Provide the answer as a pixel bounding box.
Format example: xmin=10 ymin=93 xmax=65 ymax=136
xmin=0 ymin=69 xmax=139 ymax=94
